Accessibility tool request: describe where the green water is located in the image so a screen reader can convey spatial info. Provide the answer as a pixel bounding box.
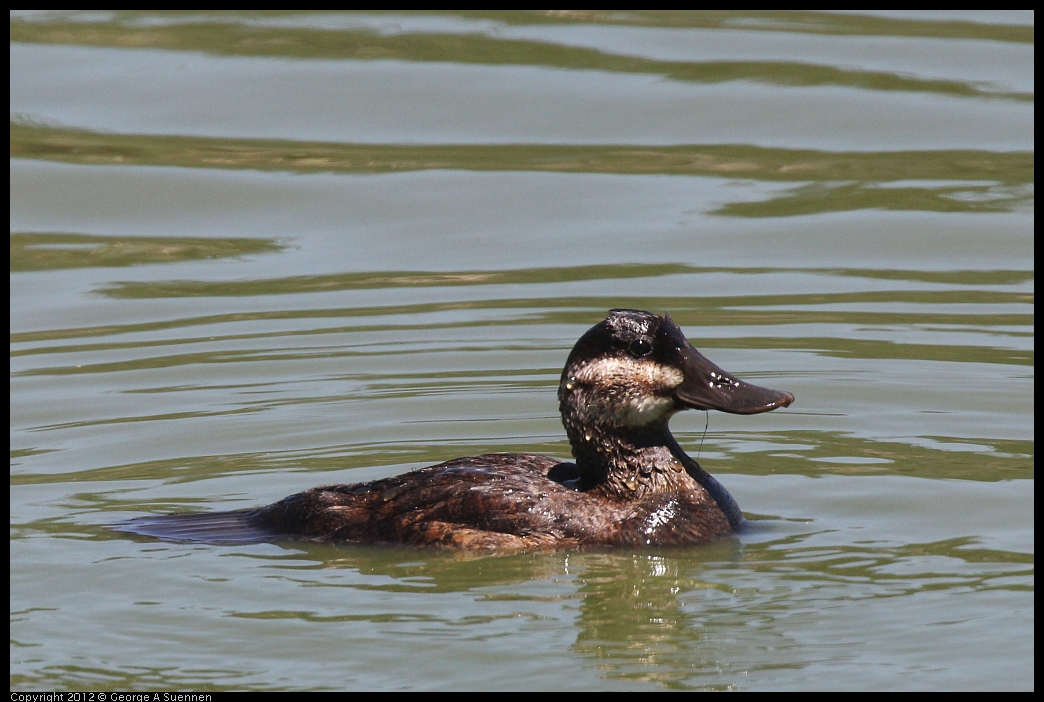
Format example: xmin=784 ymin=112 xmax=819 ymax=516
xmin=10 ymin=11 xmax=1033 ymax=691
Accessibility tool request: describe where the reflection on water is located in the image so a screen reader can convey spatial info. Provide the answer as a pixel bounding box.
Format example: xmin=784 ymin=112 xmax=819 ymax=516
xmin=9 ymin=11 xmax=1034 ymax=100
xmin=10 ymin=231 xmax=284 ymax=271
xmin=11 ymin=123 xmax=1034 ymax=217
xmin=10 ymin=10 xmax=1032 ymax=691
xmin=53 ymin=526 xmax=1026 ymax=690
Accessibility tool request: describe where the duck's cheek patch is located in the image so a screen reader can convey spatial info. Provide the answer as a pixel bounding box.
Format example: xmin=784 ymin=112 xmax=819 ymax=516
xmin=634 ymin=362 xmax=685 ymax=390
xmin=573 ymin=357 xmax=685 ymax=389
xmin=613 ymin=395 xmax=676 ymax=426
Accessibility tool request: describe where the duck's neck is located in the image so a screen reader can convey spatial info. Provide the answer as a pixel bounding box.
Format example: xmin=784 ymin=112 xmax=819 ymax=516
xmin=563 ymin=417 xmax=744 ymax=528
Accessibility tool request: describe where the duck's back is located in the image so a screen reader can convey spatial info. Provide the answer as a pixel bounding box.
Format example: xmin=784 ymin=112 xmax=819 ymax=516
xmin=254 ymin=454 xmax=589 ymax=548
xmin=119 ymin=453 xmax=732 ymax=549
xmin=121 ymin=454 xmax=582 ymax=548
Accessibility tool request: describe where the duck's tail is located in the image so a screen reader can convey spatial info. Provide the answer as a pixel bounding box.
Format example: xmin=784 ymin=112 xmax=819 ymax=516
xmin=114 ymin=509 xmax=280 ymax=545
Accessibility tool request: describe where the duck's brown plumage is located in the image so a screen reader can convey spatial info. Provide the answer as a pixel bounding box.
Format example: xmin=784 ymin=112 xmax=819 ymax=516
xmin=118 ymin=310 xmax=793 ymax=549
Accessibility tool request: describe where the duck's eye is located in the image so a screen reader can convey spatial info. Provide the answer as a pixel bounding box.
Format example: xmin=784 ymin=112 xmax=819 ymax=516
xmin=629 ymin=339 xmax=653 ymax=358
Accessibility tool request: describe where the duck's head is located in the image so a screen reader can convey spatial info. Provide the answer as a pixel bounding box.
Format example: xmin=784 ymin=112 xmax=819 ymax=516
xmin=559 ymin=309 xmax=794 ymax=434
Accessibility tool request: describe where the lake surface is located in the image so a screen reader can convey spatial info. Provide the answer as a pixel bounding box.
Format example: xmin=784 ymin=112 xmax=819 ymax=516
xmin=10 ymin=11 xmax=1033 ymax=691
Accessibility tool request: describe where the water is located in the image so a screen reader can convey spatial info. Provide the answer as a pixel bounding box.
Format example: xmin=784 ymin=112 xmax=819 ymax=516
xmin=10 ymin=11 xmax=1033 ymax=690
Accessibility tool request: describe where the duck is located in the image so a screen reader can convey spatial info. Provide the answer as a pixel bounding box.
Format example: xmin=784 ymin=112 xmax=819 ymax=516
xmin=118 ymin=309 xmax=794 ymax=549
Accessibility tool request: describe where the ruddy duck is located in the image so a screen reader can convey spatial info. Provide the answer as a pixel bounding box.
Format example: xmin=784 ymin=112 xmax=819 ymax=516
xmin=118 ymin=309 xmax=793 ymax=549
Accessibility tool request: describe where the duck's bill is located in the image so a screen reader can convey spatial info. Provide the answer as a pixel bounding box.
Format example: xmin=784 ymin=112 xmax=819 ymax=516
xmin=674 ymin=345 xmax=794 ymax=415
